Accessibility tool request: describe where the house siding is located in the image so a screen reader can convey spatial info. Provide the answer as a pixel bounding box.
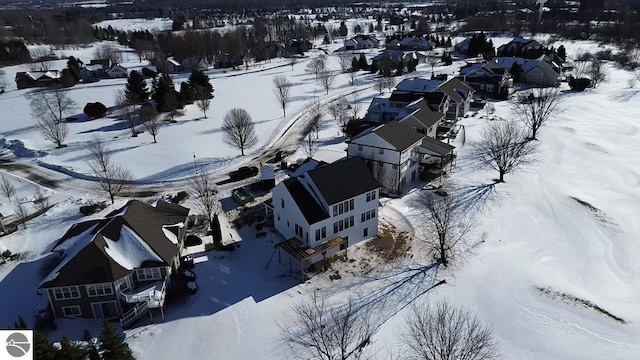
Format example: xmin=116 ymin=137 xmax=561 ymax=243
xmin=273 ymin=184 xmax=311 ymax=244
xmin=48 ymin=283 xmax=119 ymax=319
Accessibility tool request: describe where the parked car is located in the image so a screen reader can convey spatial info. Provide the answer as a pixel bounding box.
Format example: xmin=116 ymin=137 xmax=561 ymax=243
xmin=229 ymin=166 xmax=258 ymax=181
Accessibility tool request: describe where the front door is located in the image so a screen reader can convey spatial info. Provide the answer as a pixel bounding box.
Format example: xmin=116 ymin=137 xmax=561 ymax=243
xmin=92 ymin=301 xmax=118 ymax=319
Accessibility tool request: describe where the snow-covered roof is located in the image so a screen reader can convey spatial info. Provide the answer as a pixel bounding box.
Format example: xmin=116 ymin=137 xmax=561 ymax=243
xmin=492 ymin=56 xmax=548 ymax=73
xmin=167 ymin=57 xmax=181 ymax=66
xmin=39 ymin=200 xmax=190 ymax=288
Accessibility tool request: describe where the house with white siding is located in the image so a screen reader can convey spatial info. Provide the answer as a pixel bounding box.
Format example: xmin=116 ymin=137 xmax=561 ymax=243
xmin=271 ymin=158 xmax=380 ymax=275
xmin=347 ymin=121 xmax=423 ymax=194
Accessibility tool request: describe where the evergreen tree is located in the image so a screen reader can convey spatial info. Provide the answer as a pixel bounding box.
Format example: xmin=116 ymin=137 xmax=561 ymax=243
xmin=58 ymin=336 xmax=88 ymax=360
xmin=369 ymin=23 xmax=374 ymax=33
xmin=187 ymin=70 xmax=214 ymax=100
xmin=99 ymin=320 xmax=135 ymax=360
xmin=441 ymin=52 xmax=452 ymax=65
xmin=557 ymin=45 xmax=566 ymax=60
xmin=510 ymin=63 xmax=523 ymax=82
xmin=66 ymin=56 xmax=82 ymax=83
xmin=396 ymin=59 xmax=404 ymax=76
xmin=179 ymin=82 xmax=195 ymax=105
xmin=152 ymin=74 xmax=178 ymax=113
xmin=34 ymin=331 xmax=58 ymax=360
xmin=60 ymin=69 xmax=76 ymax=87
xmin=358 ymin=53 xmax=368 ymax=70
xmin=323 ymin=34 xmax=330 ymax=44
xmin=339 ymin=21 xmax=348 ymax=37
xmin=125 ymin=70 xmax=150 ymax=104
xmin=351 ymin=56 xmax=360 ymax=71
xmin=83 ymin=329 xmax=101 ymax=360
xmin=445 ymin=36 xmax=452 ymax=47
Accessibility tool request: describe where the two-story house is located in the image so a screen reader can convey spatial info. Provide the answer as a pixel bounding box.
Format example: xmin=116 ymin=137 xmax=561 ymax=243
xmin=344 ymin=34 xmax=379 ymax=50
xmin=272 ymin=158 xmax=380 ymax=271
xmin=38 ymin=200 xmax=189 ymax=327
xmin=438 ymin=78 xmax=475 ymax=120
xmin=347 ymin=121 xmax=424 ymax=194
xmin=491 ymin=56 xmax=560 ymax=87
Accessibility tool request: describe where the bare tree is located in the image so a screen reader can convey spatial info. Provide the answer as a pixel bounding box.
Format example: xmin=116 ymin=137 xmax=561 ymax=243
xmin=29 ymin=48 xmax=53 ymax=71
xmin=318 ymin=70 xmax=336 ymax=94
xmin=426 ymin=53 xmax=439 ymax=75
xmin=222 ymin=108 xmax=258 ymax=156
xmin=87 ymin=136 xmax=132 ymax=204
xmin=384 ymin=76 xmax=396 ymax=93
xmin=288 ymin=56 xmax=299 ymax=71
xmin=306 ymin=55 xmax=327 ymax=80
xmin=94 ymin=43 xmax=122 ymax=64
xmin=13 ymin=202 xmax=29 ymax=229
xmin=400 ymin=300 xmax=500 ymax=360
xmin=33 ymin=188 xmax=50 ymax=212
xmin=142 ymin=111 xmax=163 ymax=143
xmin=273 ymin=75 xmax=293 ymax=117
xmin=30 ymin=88 xmax=76 ymax=147
xmin=589 ymin=58 xmax=607 ymax=87
xmin=337 ymin=51 xmax=352 ymax=72
xmin=376 ymin=77 xmax=386 ymax=94
xmin=196 ymin=98 xmax=211 ymax=119
xmin=0 ymin=174 xmax=16 ymax=200
xmin=281 ymin=291 xmax=373 ymax=360
xmin=114 ymin=89 xmax=139 ymax=137
xmin=469 ymin=121 xmax=537 ymax=182
xmin=410 ymin=186 xmax=475 ymax=266
xmin=301 ymin=131 xmax=319 ymax=158
xmin=189 ymin=171 xmax=222 ymax=247
xmin=306 ymin=101 xmax=325 ymax=138
xmin=329 ymin=98 xmax=349 ymax=134
xmin=347 ymin=68 xmax=357 ymax=86
xmin=512 ymin=88 xmax=562 ymax=140
xmin=349 ymin=94 xmax=361 ymax=120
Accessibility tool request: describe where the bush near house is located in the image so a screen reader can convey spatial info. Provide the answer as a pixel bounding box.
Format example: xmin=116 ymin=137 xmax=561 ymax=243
xmin=569 ymin=77 xmax=591 ymax=91
xmin=83 ymin=102 xmax=107 ymax=119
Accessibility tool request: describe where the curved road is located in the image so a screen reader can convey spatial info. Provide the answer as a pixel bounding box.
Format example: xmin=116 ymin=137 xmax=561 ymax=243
xmin=1 ymin=83 xmax=375 ymax=199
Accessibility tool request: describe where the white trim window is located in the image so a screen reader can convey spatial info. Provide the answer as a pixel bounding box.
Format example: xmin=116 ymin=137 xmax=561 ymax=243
xmin=87 ymin=283 xmax=113 ymax=297
xmin=62 ymin=305 xmax=82 ymax=318
xmin=115 ymin=277 xmax=130 ymax=292
xmin=53 ymin=286 xmax=80 ymax=300
xmin=136 ymin=268 xmax=162 ymax=281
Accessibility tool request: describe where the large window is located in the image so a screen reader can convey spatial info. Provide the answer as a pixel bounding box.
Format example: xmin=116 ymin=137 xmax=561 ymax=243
xmin=137 ymin=268 xmax=162 ymax=281
xmin=315 ymin=229 xmax=321 ymax=241
xmin=361 ymin=209 xmax=376 ymax=222
xmin=366 ymin=191 xmax=377 ymax=202
xmin=53 ymin=286 xmax=80 ymax=300
xmin=115 ymin=277 xmax=129 ymax=292
xmin=62 ymin=305 xmax=81 ymax=317
xmin=87 ymin=283 xmax=113 ymax=297
xmin=321 ymin=227 xmax=326 ymax=238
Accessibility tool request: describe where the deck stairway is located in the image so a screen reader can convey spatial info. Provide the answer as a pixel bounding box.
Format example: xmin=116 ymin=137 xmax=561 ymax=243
xmin=119 ymin=281 xmax=167 ymax=328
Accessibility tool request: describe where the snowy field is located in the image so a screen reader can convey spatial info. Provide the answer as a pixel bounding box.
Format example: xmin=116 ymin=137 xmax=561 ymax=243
xmin=93 ymin=18 xmax=173 ymax=32
xmin=1 ymin=30 xmax=640 ymax=359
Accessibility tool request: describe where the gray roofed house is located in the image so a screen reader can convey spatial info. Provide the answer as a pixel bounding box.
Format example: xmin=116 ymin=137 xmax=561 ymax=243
xmin=398 ymin=100 xmax=445 ymax=138
xmin=271 ymin=158 xmax=381 ymax=270
xmin=38 ymin=200 xmax=189 ymax=325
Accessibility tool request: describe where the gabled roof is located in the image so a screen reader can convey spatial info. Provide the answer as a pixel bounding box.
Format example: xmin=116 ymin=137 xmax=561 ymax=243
xmin=396 ymin=78 xmax=443 ymax=93
xmin=420 ymin=136 xmax=456 ymax=156
xmin=438 ymin=78 xmax=474 ymax=103
xmin=400 ymin=101 xmax=444 ymax=128
xmin=283 ymin=178 xmax=329 ymax=224
xmin=370 ymin=120 xmax=424 ymax=151
xmin=40 ymin=200 xmax=189 ymax=289
xmin=306 ymin=158 xmax=380 ymax=205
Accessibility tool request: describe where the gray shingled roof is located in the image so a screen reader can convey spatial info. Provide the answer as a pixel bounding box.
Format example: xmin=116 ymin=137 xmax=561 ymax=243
xmin=283 ymin=178 xmax=329 ymax=225
xmin=40 ymin=200 xmax=189 ymax=288
xmin=372 ymin=120 xmax=425 ymax=151
xmin=307 ymin=158 xmax=380 ymax=205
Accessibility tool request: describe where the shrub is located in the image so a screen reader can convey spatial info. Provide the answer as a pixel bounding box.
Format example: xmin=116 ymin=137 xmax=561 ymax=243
xmin=204 ymin=242 xmax=215 ymax=252
xmin=184 ymin=235 xmax=202 ymax=247
xmin=83 ymin=102 xmax=107 ymax=119
xmin=79 ymin=202 xmax=106 ymax=216
xmin=344 ymin=119 xmax=364 ymax=138
xmin=1 ymin=249 xmax=11 ymax=258
xmin=569 ymin=77 xmax=591 ymax=91
xmin=141 ymin=67 xmax=157 ymax=78
xmin=170 ymin=190 xmax=189 ymax=203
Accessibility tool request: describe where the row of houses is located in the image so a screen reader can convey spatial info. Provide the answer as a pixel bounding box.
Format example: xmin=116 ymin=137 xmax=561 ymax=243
xmin=15 ymin=59 xmax=128 ymax=89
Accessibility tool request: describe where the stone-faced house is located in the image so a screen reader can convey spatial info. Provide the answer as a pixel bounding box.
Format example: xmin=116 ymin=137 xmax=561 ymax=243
xmin=38 ymin=200 xmax=189 ymax=326
xmin=271 ymin=158 xmax=380 ymax=273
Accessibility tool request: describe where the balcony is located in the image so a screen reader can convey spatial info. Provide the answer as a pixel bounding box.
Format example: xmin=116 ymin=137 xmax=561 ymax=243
xmin=120 ymin=280 xmax=166 ymax=308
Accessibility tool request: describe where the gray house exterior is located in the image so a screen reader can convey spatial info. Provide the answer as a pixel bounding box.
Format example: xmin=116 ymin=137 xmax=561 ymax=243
xmin=39 ymin=200 xmax=189 ymax=325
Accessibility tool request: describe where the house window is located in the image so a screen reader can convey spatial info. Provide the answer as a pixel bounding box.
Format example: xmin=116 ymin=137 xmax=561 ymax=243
xmin=339 ymin=221 xmax=344 ymax=231
xmin=87 ymin=284 xmax=113 ymax=297
xmin=315 ymin=229 xmax=321 ymax=241
xmin=357 ymin=144 xmax=363 ymax=151
xmin=281 ymin=199 xmax=285 ymax=208
xmin=333 ymin=205 xmax=338 ymax=216
xmin=137 ymin=268 xmax=162 ymax=281
xmin=115 ymin=277 xmax=129 ymax=292
xmin=343 ymin=218 xmax=349 ymax=229
xmin=339 ymin=203 xmax=344 ymax=214
xmin=366 ymin=192 xmax=371 ymax=202
xmin=349 ymin=199 xmax=354 ymax=211
xmin=62 ymin=306 xmax=82 ymax=318
xmin=371 ymin=191 xmax=376 ymax=201
xmin=53 ymin=286 xmax=80 ymax=300
xmin=366 ymin=191 xmax=376 ymax=202
xmin=334 ymin=223 xmax=339 ymax=233
xmin=361 ymin=213 xmax=366 ymax=222
xmin=350 ymin=216 xmax=354 ymax=227
xmin=378 ymin=148 xmax=384 ymax=155
xmin=363 ymin=228 xmax=369 ymax=237
xmin=321 ymin=227 xmax=326 ymax=238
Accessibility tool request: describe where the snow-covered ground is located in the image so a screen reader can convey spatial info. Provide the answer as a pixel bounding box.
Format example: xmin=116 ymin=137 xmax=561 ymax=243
xmin=93 ymin=18 xmax=174 ymax=33
xmin=1 ymin=32 xmax=640 ymax=359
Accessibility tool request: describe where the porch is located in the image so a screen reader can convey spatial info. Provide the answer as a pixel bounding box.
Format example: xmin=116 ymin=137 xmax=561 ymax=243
xmin=277 ymin=237 xmax=347 ymax=282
